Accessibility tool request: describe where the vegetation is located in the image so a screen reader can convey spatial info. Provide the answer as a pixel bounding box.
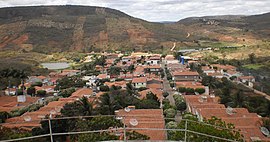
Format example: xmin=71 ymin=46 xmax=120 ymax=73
xmin=31 ymin=96 xmax=150 ymax=141
xmin=202 ymin=75 xmax=270 ymax=117
xmin=167 ymin=113 xmax=243 ymax=142
xmin=173 ymin=95 xmax=187 ymax=112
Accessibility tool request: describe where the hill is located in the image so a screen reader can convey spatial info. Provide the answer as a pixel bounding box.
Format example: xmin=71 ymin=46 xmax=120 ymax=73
xmin=0 ymin=5 xmax=190 ymax=53
xmin=0 ymin=5 xmax=269 ymax=53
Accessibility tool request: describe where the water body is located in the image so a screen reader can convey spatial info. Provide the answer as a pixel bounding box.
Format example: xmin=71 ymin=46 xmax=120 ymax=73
xmin=41 ymin=62 xmax=70 ymax=70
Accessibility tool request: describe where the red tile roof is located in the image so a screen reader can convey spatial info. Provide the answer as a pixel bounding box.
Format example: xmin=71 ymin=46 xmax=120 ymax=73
xmin=172 ymin=71 xmax=199 ymax=76
xmin=115 ymin=109 xmax=166 ymax=140
xmin=138 ymin=89 xmax=163 ymax=101
xmin=175 ymin=81 xmax=204 ymax=89
xmin=132 ymin=77 xmax=147 ymax=83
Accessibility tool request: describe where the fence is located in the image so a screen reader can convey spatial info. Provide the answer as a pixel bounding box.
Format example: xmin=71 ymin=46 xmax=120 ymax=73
xmin=0 ymin=115 xmax=240 ymax=142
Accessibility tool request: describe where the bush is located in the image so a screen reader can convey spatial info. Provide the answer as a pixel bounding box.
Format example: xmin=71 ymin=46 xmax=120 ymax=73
xmin=99 ymin=85 xmax=110 ymax=92
xmin=27 ymin=87 xmax=36 ymax=95
xmin=31 ymin=82 xmax=43 ymax=87
xmin=164 ymin=108 xmax=177 ymax=118
xmin=178 ymin=87 xmax=186 ymax=93
xmin=16 ymin=89 xmax=23 ymax=95
xmin=195 ymin=88 xmax=205 ymax=94
xmin=186 ymin=88 xmax=195 ymax=94
xmin=173 ymin=95 xmax=187 ymax=111
xmin=37 ymin=90 xmax=46 ymax=96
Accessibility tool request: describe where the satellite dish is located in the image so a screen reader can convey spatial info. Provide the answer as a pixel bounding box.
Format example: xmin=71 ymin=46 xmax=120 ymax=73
xmin=260 ymin=127 xmax=270 ymax=136
xmin=50 ymin=110 xmax=56 ymax=115
xmin=124 ymin=107 xmax=131 ymax=112
xmin=23 ymin=116 xmax=32 ymax=122
xmin=129 ymin=118 xmax=138 ymax=126
xmin=226 ymin=106 xmax=234 ymax=115
xmin=195 ymin=92 xmax=200 ymax=95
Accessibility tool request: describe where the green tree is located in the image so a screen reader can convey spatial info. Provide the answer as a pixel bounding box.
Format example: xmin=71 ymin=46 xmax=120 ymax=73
xmin=173 ymin=95 xmax=187 ymax=111
xmin=27 ymin=87 xmax=36 ymax=95
xmin=169 ymin=115 xmax=243 ymax=142
xmin=164 ymin=108 xmax=177 ymax=118
xmin=178 ymin=87 xmax=186 ymax=93
xmin=97 ymin=93 xmax=121 ymax=115
xmin=61 ymin=97 xmax=94 ymax=117
xmin=0 ymin=111 xmax=9 ymax=123
xmin=36 ymin=90 xmax=46 ymax=97
xmin=248 ymin=53 xmax=256 ymax=64
xmin=31 ymin=82 xmax=42 ymax=87
xmin=195 ymin=88 xmax=205 ymax=94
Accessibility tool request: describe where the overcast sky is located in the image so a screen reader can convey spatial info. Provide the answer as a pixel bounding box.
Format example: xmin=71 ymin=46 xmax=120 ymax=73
xmin=1 ymin=0 xmax=270 ymax=22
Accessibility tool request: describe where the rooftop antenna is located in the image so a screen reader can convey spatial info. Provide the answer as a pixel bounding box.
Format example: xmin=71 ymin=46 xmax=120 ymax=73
xmin=260 ymin=127 xmax=270 ymax=137
xmin=129 ymin=118 xmax=138 ymax=126
xmin=226 ymin=106 xmax=234 ymax=115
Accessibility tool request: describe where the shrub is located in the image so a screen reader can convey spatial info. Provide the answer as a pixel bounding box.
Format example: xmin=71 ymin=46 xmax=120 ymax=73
xmin=37 ymin=90 xmax=46 ymax=96
xmin=195 ymin=88 xmax=205 ymax=94
xmin=178 ymin=87 xmax=186 ymax=93
xmin=164 ymin=108 xmax=177 ymax=118
xmin=99 ymin=85 xmax=110 ymax=92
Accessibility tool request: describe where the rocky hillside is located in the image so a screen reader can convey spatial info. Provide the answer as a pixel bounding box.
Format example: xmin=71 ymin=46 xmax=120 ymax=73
xmin=0 ymin=6 xmax=269 ymax=53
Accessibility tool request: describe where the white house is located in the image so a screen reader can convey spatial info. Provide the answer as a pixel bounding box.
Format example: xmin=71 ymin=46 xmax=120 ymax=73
xmin=132 ymin=77 xmax=147 ymax=89
xmin=146 ymin=56 xmax=161 ymax=65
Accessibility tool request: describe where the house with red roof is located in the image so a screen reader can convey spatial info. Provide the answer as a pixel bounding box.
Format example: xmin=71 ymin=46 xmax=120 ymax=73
xmin=172 ymin=71 xmax=200 ymax=82
xmin=184 ymin=95 xmax=270 ymax=142
xmin=132 ymin=77 xmax=147 ymax=89
xmin=115 ymin=108 xmax=166 ymax=140
xmin=146 ymin=56 xmax=161 ymax=65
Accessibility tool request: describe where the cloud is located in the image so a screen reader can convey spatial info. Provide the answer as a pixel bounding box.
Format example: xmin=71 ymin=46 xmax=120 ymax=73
xmin=0 ymin=0 xmax=270 ymax=21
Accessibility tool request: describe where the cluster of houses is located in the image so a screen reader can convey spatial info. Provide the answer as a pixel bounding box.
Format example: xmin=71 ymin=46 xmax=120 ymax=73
xmin=0 ymin=51 xmax=266 ymax=141
xmin=4 ymin=69 xmax=81 ymax=96
xmin=202 ymin=64 xmax=256 ymax=87
xmin=184 ymin=95 xmax=270 ymax=141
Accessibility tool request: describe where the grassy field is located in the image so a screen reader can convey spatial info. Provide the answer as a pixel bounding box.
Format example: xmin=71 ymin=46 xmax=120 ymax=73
xmin=243 ymin=64 xmax=265 ymax=70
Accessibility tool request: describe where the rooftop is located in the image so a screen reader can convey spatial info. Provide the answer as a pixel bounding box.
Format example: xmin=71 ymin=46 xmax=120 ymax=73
xmin=115 ymin=109 xmax=166 ymax=140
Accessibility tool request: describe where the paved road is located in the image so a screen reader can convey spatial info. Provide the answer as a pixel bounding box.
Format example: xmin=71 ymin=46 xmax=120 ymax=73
xmin=162 ymin=61 xmax=176 ymax=106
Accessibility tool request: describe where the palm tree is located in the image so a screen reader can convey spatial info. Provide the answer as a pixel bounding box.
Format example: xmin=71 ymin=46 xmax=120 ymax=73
xmin=79 ymin=96 xmax=93 ymax=116
xmin=97 ymin=93 xmax=121 ymax=115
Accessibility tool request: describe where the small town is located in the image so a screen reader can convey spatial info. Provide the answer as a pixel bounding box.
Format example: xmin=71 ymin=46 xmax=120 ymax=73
xmin=0 ymin=1 xmax=270 ymax=142
xmin=0 ymin=50 xmax=270 ymax=142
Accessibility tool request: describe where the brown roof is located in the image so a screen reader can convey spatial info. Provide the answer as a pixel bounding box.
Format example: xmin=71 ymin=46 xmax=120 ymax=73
xmin=239 ymin=76 xmax=255 ymax=80
xmin=145 ymin=65 xmax=161 ymax=69
xmin=165 ymin=55 xmax=175 ymax=60
xmin=175 ymin=81 xmax=204 ymax=89
xmin=132 ymin=77 xmax=147 ymax=83
xmin=146 ymin=83 xmax=163 ymax=89
xmin=70 ymin=88 xmax=93 ymax=98
xmin=97 ymin=74 xmax=108 ymax=79
xmin=0 ymin=96 xmax=39 ymax=112
xmin=105 ymin=81 xmax=126 ymax=88
xmin=172 ymin=71 xmax=199 ymax=76
xmin=139 ymin=89 xmax=163 ymax=100
xmin=115 ymin=109 xmax=166 ymax=140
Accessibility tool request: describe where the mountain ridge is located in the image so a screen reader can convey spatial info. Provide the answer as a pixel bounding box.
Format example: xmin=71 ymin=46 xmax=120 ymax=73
xmin=0 ymin=5 xmax=269 ymax=53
